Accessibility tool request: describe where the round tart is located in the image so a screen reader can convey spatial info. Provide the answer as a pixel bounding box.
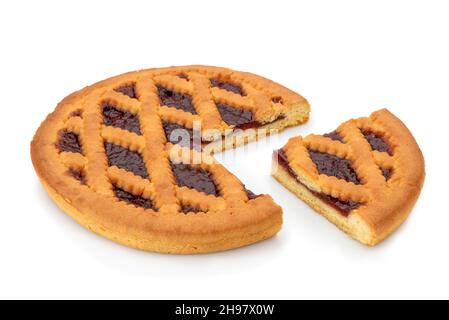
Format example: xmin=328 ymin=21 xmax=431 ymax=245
xmin=272 ymin=109 xmax=425 ymax=246
xmin=31 ymin=65 xmax=310 ymax=254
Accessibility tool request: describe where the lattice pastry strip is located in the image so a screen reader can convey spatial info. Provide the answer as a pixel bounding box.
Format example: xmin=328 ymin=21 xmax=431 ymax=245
xmin=210 ymin=87 xmax=254 ymax=112
xmin=103 ymin=90 xmax=142 ymax=114
xmin=272 ymin=109 xmax=425 ymax=246
xmin=138 ymin=79 xmax=180 ymax=213
xmin=101 ymin=126 xmax=145 ymax=153
xmin=153 ymin=74 xmax=193 ymax=95
xmin=159 ymin=106 xmax=202 ymax=129
xmin=60 ymin=152 xmax=86 ymax=171
xmin=108 ymin=166 xmax=156 ymax=205
xmin=32 ymin=65 xmax=309 ymax=254
xmin=175 ymin=186 xmax=226 ymax=213
xmin=82 ymin=101 xmax=113 ymax=196
xmin=65 ymin=116 xmax=83 ymax=135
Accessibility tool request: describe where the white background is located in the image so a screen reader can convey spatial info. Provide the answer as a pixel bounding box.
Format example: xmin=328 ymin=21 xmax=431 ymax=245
xmin=1 ymin=0 xmax=448 ymax=300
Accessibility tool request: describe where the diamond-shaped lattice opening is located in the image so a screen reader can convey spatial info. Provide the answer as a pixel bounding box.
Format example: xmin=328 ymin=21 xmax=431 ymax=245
xmin=68 ymin=168 xmax=86 ymax=184
xmin=361 ymin=129 xmax=392 ymax=155
xmin=105 ymin=143 xmax=148 ymax=178
xmin=157 ymin=86 xmax=197 ymax=115
xmin=102 ymin=104 xmax=142 ymax=135
xmin=114 ymin=187 xmax=154 ymax=210
xmin=216 ymin=103 xmax=254 ymax=126
xmin=210 ymin=78 xmax=245 ymax=96
xmin=58 ymin=130 xmax=83 ymax=154
xmin=309 ymin=150 xmax=361 ymax=185
xmin=115 ymin=84 xmax=137 ymax=99
xmin=171 ymin=163 xmax=218 ymax=196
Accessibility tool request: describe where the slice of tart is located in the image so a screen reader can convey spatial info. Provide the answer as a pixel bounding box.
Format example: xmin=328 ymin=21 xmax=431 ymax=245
xmin=272 ymin=109 xmax=425 ymax=246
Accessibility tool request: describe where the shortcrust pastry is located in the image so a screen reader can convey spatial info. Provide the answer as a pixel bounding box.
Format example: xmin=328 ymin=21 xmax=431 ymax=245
xmin=272 ymin=109 xmax=425 ymax=246
xmin=31 ymin=65 xmax=310 ymax=254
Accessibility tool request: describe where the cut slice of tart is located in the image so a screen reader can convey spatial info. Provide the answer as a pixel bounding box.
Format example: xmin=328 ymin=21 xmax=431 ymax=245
xmin=272 ymin=109 xmax=425 ymax=246
xmin=31 ymin=65 xmax=310 ymax=254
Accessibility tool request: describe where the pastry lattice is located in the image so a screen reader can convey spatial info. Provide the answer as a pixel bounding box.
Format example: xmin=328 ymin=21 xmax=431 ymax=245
xmin=32 ymin=66 xmax=309 ymax=253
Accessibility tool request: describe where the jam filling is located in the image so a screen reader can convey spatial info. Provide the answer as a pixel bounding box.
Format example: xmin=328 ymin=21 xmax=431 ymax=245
xmin=309 ymin=151 xmax=361 ymax=185
xmin=70 ymin=110 xmax=82 ymax=118
xmin=157 ymin=86 xmax=197 ymax=115
xmin=171 ymin=163 xmax=218 ymax=196
xmin=69 ymin=168 xmax=86 ymax=184
xmin=162 ymin=121 xmax=200 ymax=151
xmin=115 ymin=85 xmax=137 ymax=99
xmin=177 ymin=73 xmax=189 ymax=80
xmin=211 ymin=78 xmax=244 ymax=96
xmin=181 ymin=205 xmax=203 ymax=214
xmin=381 ymin=167 xmax=393 ymax=181
xmin=114 ymin=187 xmax=154 ymax=210
xmin=245 ymin=188 xmax=261 ymax=200
xmin=103 ymin=104 xmax=141 ymax=135
xmin=324 ymin=131 xmax=344 ymax=143
xmin=275 ymin=150 xmax=361 ymax=216
xmin=362 ymin=130 xmax=392 ymax=154
xmin=58 ymin=130 xmax=83 ymax=154
xmin=105 ymin=143 xmax=149 ymax=178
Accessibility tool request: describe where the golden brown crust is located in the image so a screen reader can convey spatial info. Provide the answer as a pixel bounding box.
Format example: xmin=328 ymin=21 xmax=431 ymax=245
xmin=272 ymin=109 xmax=425 ymax=246
xmin=31 ymin=65 xmax=310 ymax=254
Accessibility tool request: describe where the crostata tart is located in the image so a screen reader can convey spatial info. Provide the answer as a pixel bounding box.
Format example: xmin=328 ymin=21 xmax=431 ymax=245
xmin=31 ymin=65 xmax=310 ymax=254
